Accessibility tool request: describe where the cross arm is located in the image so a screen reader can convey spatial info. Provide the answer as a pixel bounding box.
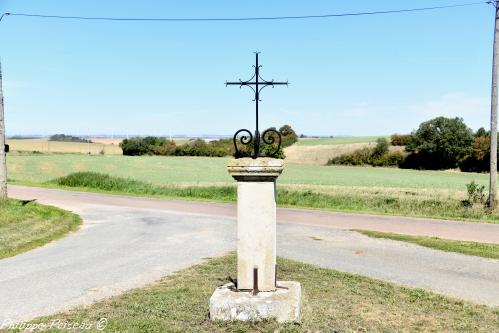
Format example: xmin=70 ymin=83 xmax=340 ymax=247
xmin=226 ymin=81 xmax=288 ymax=86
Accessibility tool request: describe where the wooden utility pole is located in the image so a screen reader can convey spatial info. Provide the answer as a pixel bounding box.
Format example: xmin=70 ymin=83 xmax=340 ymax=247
xmin=490 ymin=1 xmax=499 ymax=208
xmin=0 ymin=61 xmax=7 ymax=199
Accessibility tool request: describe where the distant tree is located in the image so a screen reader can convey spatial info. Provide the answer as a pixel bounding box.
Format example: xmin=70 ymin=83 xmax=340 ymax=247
xmin=404 ymin=117 xmax=474 ymax=169
xmin=458 ymin=135 xmax=499 ymax=173
xmin=49 ymin=134 xmax=90 ymax=143
xmin=278 ymin=124 xmax=298 ymax=148
xmin=153 ymin=139 xmax=177 ymax=156
xmin=120 ymin=137 xmax=153 ymax=156
xmin=475 ymin=127 xmax=489 ymax=138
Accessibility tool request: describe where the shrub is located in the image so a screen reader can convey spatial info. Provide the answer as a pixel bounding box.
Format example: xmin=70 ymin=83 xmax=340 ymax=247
xmin=120 ymin=137 xmax=164 ymax=156
xmin=462 ymin=181 xmax=486 ymax=207
xmin=175 ymin=139 xmax=230 ymax=157
xmin=459 ymin=136 xmax=491 ymax=172
xmin=153 ymin=140 xmax=177 ymax=156
xmin=119 ymin=125 xmax=296 ymax=158
xmin=372 ymin=138 xmax=389 ymax=159
xmin=120 ymin=138 xmax=152 ymax=156
xmin=327 ymin=147 xmax=373 ymax=166
xmin=475 ymin=127 xmax=489 ymax=138
xmin=391 ymin=134 xmax=412 ymax=146
xmin=405 ymin=117 xmax=474 ymax=170
xmin=279 ymin=124 xmax=298 ymax=148
xmin=371 ymin=151 xmax=406 ymax=167
xmin=328 ymin=139 xmax=405 ymax=167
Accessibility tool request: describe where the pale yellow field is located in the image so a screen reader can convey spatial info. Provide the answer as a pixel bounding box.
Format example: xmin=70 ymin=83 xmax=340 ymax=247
xmin=6 ymin=139 xmax=123 ymax=155
xmin=285 ymin=144 xmax=406 ymax=165
xmin=284 ymin=143 xmax=372 ymax=164
xmin=89 ymin=137 xmax=124 ymax=145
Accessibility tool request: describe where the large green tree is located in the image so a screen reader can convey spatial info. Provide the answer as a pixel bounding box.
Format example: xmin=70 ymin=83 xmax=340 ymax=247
xmin=405 ymin=117 xmax=474 ymax=169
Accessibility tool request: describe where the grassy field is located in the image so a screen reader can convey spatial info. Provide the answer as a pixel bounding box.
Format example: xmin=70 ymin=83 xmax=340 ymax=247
xmin=10 ymin=254 xmax=498 ymax=333
xmin=48 ymin=172 xmax=499 ymax=223
xmin=297 ymin=136 xmax=388 ymax=146
xmin=7 ymin=154 xmax=489 ymax=190
xmin=356 ymin=230 xmax=499 ymax=260
xmin=9 ymin=154 xmax=499 ymax=223
xmin=0 ymin=199 xmax=81 ymax=259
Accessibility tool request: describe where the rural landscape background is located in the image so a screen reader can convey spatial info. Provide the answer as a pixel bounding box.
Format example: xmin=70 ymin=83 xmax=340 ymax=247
xmin=5 ymin=124 xmax=497 ymax=224
xmin=2 ymin=0 xmax=499 ymax=332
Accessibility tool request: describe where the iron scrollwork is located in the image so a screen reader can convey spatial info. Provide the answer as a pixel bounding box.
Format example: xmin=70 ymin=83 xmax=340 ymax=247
xmin=227 ymin=52 xmax=288 ymax=159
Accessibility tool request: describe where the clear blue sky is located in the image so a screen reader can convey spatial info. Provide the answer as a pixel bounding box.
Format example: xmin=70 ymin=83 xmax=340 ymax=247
xmin=0 ymin=0 xmax=495 ymax=136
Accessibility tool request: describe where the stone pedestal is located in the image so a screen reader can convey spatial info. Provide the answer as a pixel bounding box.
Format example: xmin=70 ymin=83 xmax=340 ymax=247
xmin=209 ymin=281 xmax=301 ymax=323
xmin=209 ymin=157 xmax=301 ymax=323
xmin=228 ymin=158 xmax=283 ymax=291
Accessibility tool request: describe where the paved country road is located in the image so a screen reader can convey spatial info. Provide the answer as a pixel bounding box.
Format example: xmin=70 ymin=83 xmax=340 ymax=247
xmin=1 ymin=185 xmax=499 ymax=324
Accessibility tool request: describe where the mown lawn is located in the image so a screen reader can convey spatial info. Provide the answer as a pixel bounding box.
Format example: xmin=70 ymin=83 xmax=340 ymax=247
xmin=7 ymin=154 xmax=490 ymax=190
xmin=355 ymin=230 xmax=499 ymax=260
xmin=0 ymin=199 xmax=81 ymax=259
xmin=8 ymin=254 xmax=498 ymax=333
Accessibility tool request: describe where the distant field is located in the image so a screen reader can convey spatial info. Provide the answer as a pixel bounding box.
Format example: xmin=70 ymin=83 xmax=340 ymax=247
xmin=7 ymin=154 xmax=488 ymax=191
xmin=7 ymin=138 xmax=197 ymax=155
xmin=285 ymin=143 xmax=374 ymax=165
xmin=7 ymin=139 xmax=123 ymax=155
xmin=297 ymin=136 xmax=389 ymax=146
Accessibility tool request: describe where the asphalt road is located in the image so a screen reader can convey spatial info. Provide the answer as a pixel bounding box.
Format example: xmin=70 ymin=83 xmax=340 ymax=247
xmin=1 ymin=185 xmax=498 ymax=324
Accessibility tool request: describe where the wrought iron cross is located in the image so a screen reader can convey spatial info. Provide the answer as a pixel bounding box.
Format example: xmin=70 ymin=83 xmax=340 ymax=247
xmin=226 ymin=52 xmax=288 ymax=159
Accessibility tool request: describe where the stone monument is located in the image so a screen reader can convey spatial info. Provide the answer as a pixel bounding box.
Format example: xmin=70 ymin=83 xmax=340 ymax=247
xmin=209 ymin=53 xmax=301 ymax=323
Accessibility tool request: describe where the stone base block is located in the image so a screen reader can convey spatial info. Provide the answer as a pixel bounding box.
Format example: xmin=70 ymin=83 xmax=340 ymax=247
xmin=209 ymin=281 xmax=301 ymax=323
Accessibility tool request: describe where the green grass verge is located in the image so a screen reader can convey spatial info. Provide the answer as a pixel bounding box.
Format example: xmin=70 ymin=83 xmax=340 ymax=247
xmin=8 ymin=254 xmax=498 ymax=333
xmin=0 ymin=199 xmax=81 ymax=259
xmin=355 ymin=230 xmax=499 ymax=260
xmin=48 ymin=172 xmax=499 ymax=224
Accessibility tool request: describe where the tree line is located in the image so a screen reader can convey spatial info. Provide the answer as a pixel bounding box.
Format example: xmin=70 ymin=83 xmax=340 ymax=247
xmin=119 ymin=125 xmax=298 ymax=158
xmin=329 ymin=116 xmax=497 ymax=173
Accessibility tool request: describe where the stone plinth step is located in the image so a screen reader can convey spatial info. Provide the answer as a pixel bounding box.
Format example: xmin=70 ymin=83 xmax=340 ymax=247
xmin=209 ymin=281 xmax=301 ymax=323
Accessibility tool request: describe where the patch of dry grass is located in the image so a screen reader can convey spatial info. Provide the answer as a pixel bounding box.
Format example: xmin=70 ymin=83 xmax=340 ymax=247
xmin=6 ymin=139 xmax=123 ymax=155
xmin=285 ymin=143 xmax=405 ymax=165
xmin=12 ymin=254 xmax=499 ymax=333
xmin=285 ymin=143 xmax=373 ymax=165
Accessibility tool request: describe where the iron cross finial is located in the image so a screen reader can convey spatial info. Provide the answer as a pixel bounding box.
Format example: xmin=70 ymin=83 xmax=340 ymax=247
xmin=226 ymin=52 xmax=288 ymax=159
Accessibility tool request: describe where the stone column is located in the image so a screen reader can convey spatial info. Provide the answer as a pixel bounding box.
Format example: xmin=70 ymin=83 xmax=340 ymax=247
xmin=227 ymin=157 xmax=284 ymax=292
